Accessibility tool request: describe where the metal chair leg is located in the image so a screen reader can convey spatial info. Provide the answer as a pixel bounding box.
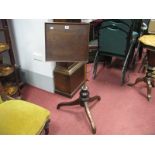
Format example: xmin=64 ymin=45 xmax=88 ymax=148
xmin=121 ymin=69 xmax=126 ymax=85
xmin=93 ymin=51 xmax=99 ymax=79
xmin=122 ymin=39 xmax=135 ymax=84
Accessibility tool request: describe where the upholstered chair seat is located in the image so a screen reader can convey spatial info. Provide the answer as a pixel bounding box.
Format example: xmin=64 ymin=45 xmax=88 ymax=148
xmin=0 ymin=99 xmax=50 ymax=135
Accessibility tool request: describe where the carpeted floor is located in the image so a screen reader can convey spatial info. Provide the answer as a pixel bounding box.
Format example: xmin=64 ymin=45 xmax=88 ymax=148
xmin=21 ymin=62 xmax=155 ymax=135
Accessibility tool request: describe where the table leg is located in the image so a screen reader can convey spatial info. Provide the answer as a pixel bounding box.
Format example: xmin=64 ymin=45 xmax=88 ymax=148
xmin=146 ymin=78 xmax=152 ymax=101
xmin=128 ymin=77 xmax=146 ymax=86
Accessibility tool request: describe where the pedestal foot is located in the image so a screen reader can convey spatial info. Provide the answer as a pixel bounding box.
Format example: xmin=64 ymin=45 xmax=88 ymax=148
xmin=57 ymin=98 xmax=80 ymax=109
xmin=89 ymin=95 xmax=101 ymax=103
xmin=84 ymin=102 xmax=96 ymax=134
xmin=56 ymin=85 xmax=101 ymax=134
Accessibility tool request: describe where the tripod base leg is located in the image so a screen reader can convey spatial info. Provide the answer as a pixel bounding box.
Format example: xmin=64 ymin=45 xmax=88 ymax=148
xmin=84 ymin=102 xmax=96 ymax=134
xmin=88 ymin=95 xmax=101 ymax=103
xmin=128 ymin=77 xmax=145 ymax=86
xmin=57 ymin=98 xmax=80 ymax=109
xmin=56 ymin=84 xmax=101 ymax=134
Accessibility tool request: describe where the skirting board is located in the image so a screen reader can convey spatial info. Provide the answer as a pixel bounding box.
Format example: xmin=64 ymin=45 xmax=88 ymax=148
xmin=21 ymin=69 xmax=54 ymax=93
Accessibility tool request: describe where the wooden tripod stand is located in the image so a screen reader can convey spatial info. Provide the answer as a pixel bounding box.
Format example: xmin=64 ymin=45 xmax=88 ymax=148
xmin=45 ymin=22 xmax=101 ymax=134
xmin=57 ymin=65 xmax=101 ymax=134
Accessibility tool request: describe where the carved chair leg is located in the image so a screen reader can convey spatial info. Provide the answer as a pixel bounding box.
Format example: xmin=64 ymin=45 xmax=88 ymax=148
xmin=44 ymin=120 xmax=50 ymax=135
xmin=151 ymin=79 xmax=155 ymax=87
xmin=84 ymin=102 xmax=96 ymax=134
xmin=146 ymin=78 xmax=152 ymax=101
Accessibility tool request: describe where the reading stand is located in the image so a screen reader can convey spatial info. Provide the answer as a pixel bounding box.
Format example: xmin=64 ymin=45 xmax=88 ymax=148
xmin=45 ymin=22 xmax=101 ymax=134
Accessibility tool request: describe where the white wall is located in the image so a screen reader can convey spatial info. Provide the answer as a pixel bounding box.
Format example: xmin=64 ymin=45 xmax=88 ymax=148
xmin=10 ymin=19 xmax=55 ymax=92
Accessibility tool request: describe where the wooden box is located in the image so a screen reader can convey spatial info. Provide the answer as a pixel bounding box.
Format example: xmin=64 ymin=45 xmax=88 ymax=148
xmin=54 ymin=62 xmax=85 ymax=98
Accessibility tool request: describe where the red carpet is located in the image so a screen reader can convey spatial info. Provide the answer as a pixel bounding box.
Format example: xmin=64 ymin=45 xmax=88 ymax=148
xmin=21 ymin=63 xmax=155 ymax=135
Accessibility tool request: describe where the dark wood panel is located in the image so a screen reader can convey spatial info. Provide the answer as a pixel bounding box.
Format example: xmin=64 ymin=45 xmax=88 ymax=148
xmin=45 ymin=22 xmax=90 ymax=62
xmin=56 ymin=62 xmax=74 ymax=69
xmin=53 ymin=19 xmax=81 ymax=23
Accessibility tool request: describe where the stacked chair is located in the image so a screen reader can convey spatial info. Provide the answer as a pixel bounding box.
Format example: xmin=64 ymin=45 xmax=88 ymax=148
xmin=93 ymin=19 xmax=142 ymax=84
